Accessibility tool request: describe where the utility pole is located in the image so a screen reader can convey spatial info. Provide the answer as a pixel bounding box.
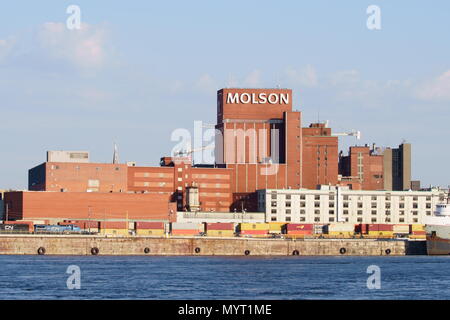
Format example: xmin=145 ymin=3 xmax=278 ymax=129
xmin=88 ymin=206 xmax=92 ymax=234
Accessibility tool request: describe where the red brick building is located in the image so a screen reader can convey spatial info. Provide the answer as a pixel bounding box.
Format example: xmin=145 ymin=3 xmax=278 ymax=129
xmin=8 ymin=87 xmax=411 ymax=223
xmin=338 ymin=145 xmax=384 ymax=190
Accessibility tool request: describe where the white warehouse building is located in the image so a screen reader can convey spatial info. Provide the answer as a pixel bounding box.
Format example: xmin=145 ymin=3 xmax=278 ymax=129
xmin=257 ymin=186 xmax=445 ymax=224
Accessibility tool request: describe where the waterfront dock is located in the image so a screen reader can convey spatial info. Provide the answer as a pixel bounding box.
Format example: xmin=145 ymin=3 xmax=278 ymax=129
xmin=0 ymin=235 xmax=426 ymax=256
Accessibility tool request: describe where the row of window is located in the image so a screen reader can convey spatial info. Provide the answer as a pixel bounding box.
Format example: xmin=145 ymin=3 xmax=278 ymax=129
xmin=270 ymin=216 xmax=420 ymax=223
xmin=270 ymin=208 xmax=432 ymax=216
xmin=271 ymin=201 xmax=431 ymax=209
xmin=271 ymin=194 xmax=433 ymax=201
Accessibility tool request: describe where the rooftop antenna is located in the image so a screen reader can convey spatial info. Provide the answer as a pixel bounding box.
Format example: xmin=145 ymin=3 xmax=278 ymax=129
xmin=113 ymin=142 xmax=119 ymax=164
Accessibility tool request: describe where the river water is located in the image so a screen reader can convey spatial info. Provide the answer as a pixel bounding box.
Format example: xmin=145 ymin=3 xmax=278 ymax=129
xmin=0 ymin=255 xmax=448 ymax=300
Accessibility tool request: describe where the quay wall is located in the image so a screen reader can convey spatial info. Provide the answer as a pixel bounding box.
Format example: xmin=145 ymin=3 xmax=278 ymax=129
xmin=0 ymin=236 xmax=426 ymax=256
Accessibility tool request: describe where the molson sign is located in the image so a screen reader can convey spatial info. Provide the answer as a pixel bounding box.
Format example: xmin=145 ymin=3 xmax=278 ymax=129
xmin=226 ymin=92 xmax=290 ymax=105
xmin=217 ymin=88 xmax=293 ymax=122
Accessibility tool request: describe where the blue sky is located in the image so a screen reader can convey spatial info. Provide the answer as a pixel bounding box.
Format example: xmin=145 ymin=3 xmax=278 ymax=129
xmin=0 ymin=1 xmax=449 ymax=189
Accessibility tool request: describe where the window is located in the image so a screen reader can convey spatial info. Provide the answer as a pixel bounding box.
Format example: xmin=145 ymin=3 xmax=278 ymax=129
xmin=371 ymin=210 xmax=377 ymax=215
xmin=286 ymin=194 xmax=291 ymax=200
xmin=300 ymin=195 xmax=306 ymax=200
xmin=371 ymin=196 xmax=377 ymax=201
xmin=399 ymin=203 xmax=405 ymax=209
xmin=357 ymin=218 xmax=362 ymax=222
xmin=357 ymin=210 xmax=363 ymax=215
xmin=371 ymin=218 xmax=377 ymax=223
xmin=412 ymin=211 xmax=418 ymax=216
xmin=271 ymin=202 xmax=277 ymax=207
xmin=343 ymin=202 xmax=349 ymax=208
xmin=343 ymin=210 xmax=349 ymax=215
xmin=399 ymin=210 xmax=405 ymax=216
xmin=314 ymin=202 xmax=320 ymax=208
xmin=329 ymin=217 xmax=335 ymax=222
xmin=413 ymin=196 xmax=418 ymax=201
xmin=371 ymin=203 xmax=377 ymax=208
xmin=300 ymin=202 xmax=306 ymax=207
xmin=286 ymin=202 xmax=291 ymax=208
xmin=426 ymin=211 xmax=431 ymax=216
xmin=299 ymin=217 xmax=305 ymax=222
xmin=271 ymin=217 xmax=277 ymax=221
xmin=426 ymin=203 xmax=431 ymax=209
xmin=426 ymin=196 xmax=431 ymax=201
xmin=358 ymin=203 xmax=363 ymax=208
xmin=314 ymin=195 xmax=320 ymax=200
xmin=343 ymin=195 xmax=349 ymax=200
xmin=271 ymin=194 xmax=277 ymax=200
xmin=271 ymin=209 xmax=277 ymax=214
xmin=300 ymin=210 xmax=305 ymax=215
xmin=413 ymin=203 xmax=418 ymax=209
xmin=314 ymin=217 xmax=320 ymax=222
xmin=314 ymin=210 xmax=320 ymax=215
xmin=286 ymin=209 xmax=291 ymax=215
xmin=329 ymin=210 xmax=334 ymax=215
xmin=329 ymin=195 xmax=335 ymax=200
xmin=329 ymin=202 xmax=335 ymax=208
xmin=385 ymin=203 xmax=391 ymax=209
xmin=385 ymin=210 xmax=391 ymax=216
xmin=399 ymin=218 xmax=405 ymax=222
xmin=413 ymin=218 xmax=418 ymax=223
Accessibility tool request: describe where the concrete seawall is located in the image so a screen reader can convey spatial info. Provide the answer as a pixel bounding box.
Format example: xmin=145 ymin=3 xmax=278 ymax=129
xmin=0 ymin=235 xmax=427 ymax=256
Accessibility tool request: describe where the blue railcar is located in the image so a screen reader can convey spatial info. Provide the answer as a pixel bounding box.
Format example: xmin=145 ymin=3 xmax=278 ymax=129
xmin=34 ymin=224 xmax=81 ymax=233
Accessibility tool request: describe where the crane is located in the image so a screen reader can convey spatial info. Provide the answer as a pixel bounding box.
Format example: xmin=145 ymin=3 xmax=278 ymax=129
xmin=332 ymin=130 xmax=361 ymax=140
xmin=173 ymin=144 xmax=215 ymax=157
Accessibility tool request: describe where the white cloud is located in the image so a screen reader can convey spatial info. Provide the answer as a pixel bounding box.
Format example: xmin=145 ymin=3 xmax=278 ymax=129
xmin=0 ymin=36 xmax=16 ymax=61
xmin=284 ymin=65 xmax=318 ymax=88
xmin=36 ymin=22 xmax=109 ymax=69
xmin=194 ymin=73 xmax=217 ymax=93
xmin=329 ymin=69 xmax=359 ymax=87
xmin=243 ymin=69 xmax=262 ymax=87
xmin=416 ymin=70 xmax=450 ymax=101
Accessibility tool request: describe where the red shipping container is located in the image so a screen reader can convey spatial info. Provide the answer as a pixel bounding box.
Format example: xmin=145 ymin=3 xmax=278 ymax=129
xmin=206 ymin=223 xmax=234 ymax=231
xmin=99 ymin=221 xmax=127 ymax=229
xmin=135 ymin=221 xmax=165 ymax=230
xmin=412 ymin=231 xmax=426 ymax=235
xmin=286 ymin=224 xmax=313 ymax=231
xmin=75 ymin=220 xmax=100 ymax=229
xmin=368 ymin=224 xmax=393 ymax=232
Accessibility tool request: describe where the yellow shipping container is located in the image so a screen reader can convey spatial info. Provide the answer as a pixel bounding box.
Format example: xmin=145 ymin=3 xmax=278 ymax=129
xmin=327 ymin=231 xmax=354 ymax=238
xmin=368 ymin=231 xmax=394 ymax=237
xmin=206 ymin=230 xmax=235 ymax=237
xmin=240 ymin=223 xmax=270 ymax=231
xmin=136 ymin=229 xmax=165 ymax=236
xmin=409 ymin=234 xmax=426 ymax=239
xmin=101 ymin=229 xmax=129 ymax=236
xmin=411 ymin=224 xmax=425 ymax=232
xmin=268 ymin=223 xmax=285 ymax=232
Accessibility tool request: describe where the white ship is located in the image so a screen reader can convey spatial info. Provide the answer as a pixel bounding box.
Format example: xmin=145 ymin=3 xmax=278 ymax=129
xmin=425 ymin=192 xmax=450 ymax=255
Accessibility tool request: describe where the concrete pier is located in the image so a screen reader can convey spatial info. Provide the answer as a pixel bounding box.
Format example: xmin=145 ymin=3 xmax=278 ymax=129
xmin=0 ymin=235 xmax=427 ymax=256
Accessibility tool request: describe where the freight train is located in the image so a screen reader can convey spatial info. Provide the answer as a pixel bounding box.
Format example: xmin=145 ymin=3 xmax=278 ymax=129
xmin=34 ymin=224 xmax=81 ymax=234
xmin=0 ymin=221 xmax=426 ymax=239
